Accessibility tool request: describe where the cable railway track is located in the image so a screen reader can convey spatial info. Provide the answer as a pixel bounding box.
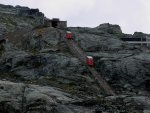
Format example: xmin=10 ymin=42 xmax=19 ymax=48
xmin=64 ymin=37 xmax=116 ymax=96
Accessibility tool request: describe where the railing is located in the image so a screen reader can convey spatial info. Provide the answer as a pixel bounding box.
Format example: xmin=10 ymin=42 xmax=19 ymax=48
xmin=121 ymin=37 xmax=150 ymax=47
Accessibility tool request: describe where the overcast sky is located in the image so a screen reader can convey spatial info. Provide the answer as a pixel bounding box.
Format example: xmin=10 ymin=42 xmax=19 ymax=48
xmin=0 ymin=0 xmax=150 ymax=34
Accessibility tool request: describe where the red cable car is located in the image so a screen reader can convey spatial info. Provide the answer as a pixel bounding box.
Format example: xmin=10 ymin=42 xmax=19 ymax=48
xmin=66 ymin=31 xmax=73 ymax=39
xmin=86 ymin=56 xmax=94 ymax=67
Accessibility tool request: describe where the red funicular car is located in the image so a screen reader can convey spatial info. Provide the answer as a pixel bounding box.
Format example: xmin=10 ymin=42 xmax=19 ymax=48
xmin=66 ymin=31 xmax=73 ymax=39
xmin=86 ymin=56 xmax=94 ymax=67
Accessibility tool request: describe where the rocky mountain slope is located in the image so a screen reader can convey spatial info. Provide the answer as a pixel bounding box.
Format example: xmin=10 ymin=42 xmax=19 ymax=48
xmin=0 ymin=4 xmax=44 ymax=36
xmin=0 ymin=4 xmax=150 ymax=113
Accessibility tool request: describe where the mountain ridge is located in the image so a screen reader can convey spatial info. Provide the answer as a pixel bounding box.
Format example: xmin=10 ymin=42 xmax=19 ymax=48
xmin=0 ymin=4 xmax=150 ymax=113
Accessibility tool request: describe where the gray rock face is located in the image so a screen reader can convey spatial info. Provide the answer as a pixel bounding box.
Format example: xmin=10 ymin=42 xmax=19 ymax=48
xmin=68 ymin=26 xmax=150 ymax=94
xmin=0 ymin=80 xmax=80 ymax=113
xmin=91 ymin=52 xmax=150 ymax=92
xmin=0 ymin=80 xmax=148 ymax=113
xmin=17 ymin=8 xmax=44 ymax=17
xmin=0 ymin=3 xmax=150 ymax=112
xmin=0 ymin=28 xmax=87 ymax=80
xmin=0 ymin=4 xmax=44 ymax=18
xmin=1 ymin=44 xmax=86 ymax=80
xmin=0 ymin=26 xmax=6 ymax=36
xmin=0 ymin=4 xmax=45 ymax=36
xmin=133 ymin=32 xmax=147 ymax=38
xmin=95 ymin=23 xmax=122 ymax=34
xmin=1 ymin=24 xmax=150 ymax=94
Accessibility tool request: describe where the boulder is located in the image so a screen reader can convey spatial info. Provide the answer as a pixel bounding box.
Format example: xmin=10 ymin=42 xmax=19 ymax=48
xmin=95 ymin=23 xmax=122 ymax=34
xmin=0 ymin=80 xmax=81 ymax=113
xmin=133 ymin=32 xmax=147 ymax=39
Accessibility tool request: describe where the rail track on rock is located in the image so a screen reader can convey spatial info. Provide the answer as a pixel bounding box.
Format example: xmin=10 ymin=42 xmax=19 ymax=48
xmin=64 ymin=35 xmax=116 ymax=96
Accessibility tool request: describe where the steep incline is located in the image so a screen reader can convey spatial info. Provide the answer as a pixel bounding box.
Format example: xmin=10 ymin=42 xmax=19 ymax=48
xmin=64 ymin=35 xmax=116 ymax=96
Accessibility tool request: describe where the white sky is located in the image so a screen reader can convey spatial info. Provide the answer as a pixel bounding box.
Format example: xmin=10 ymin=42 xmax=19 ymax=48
xmin=0 ymin=0 xmax=150 ymax=34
